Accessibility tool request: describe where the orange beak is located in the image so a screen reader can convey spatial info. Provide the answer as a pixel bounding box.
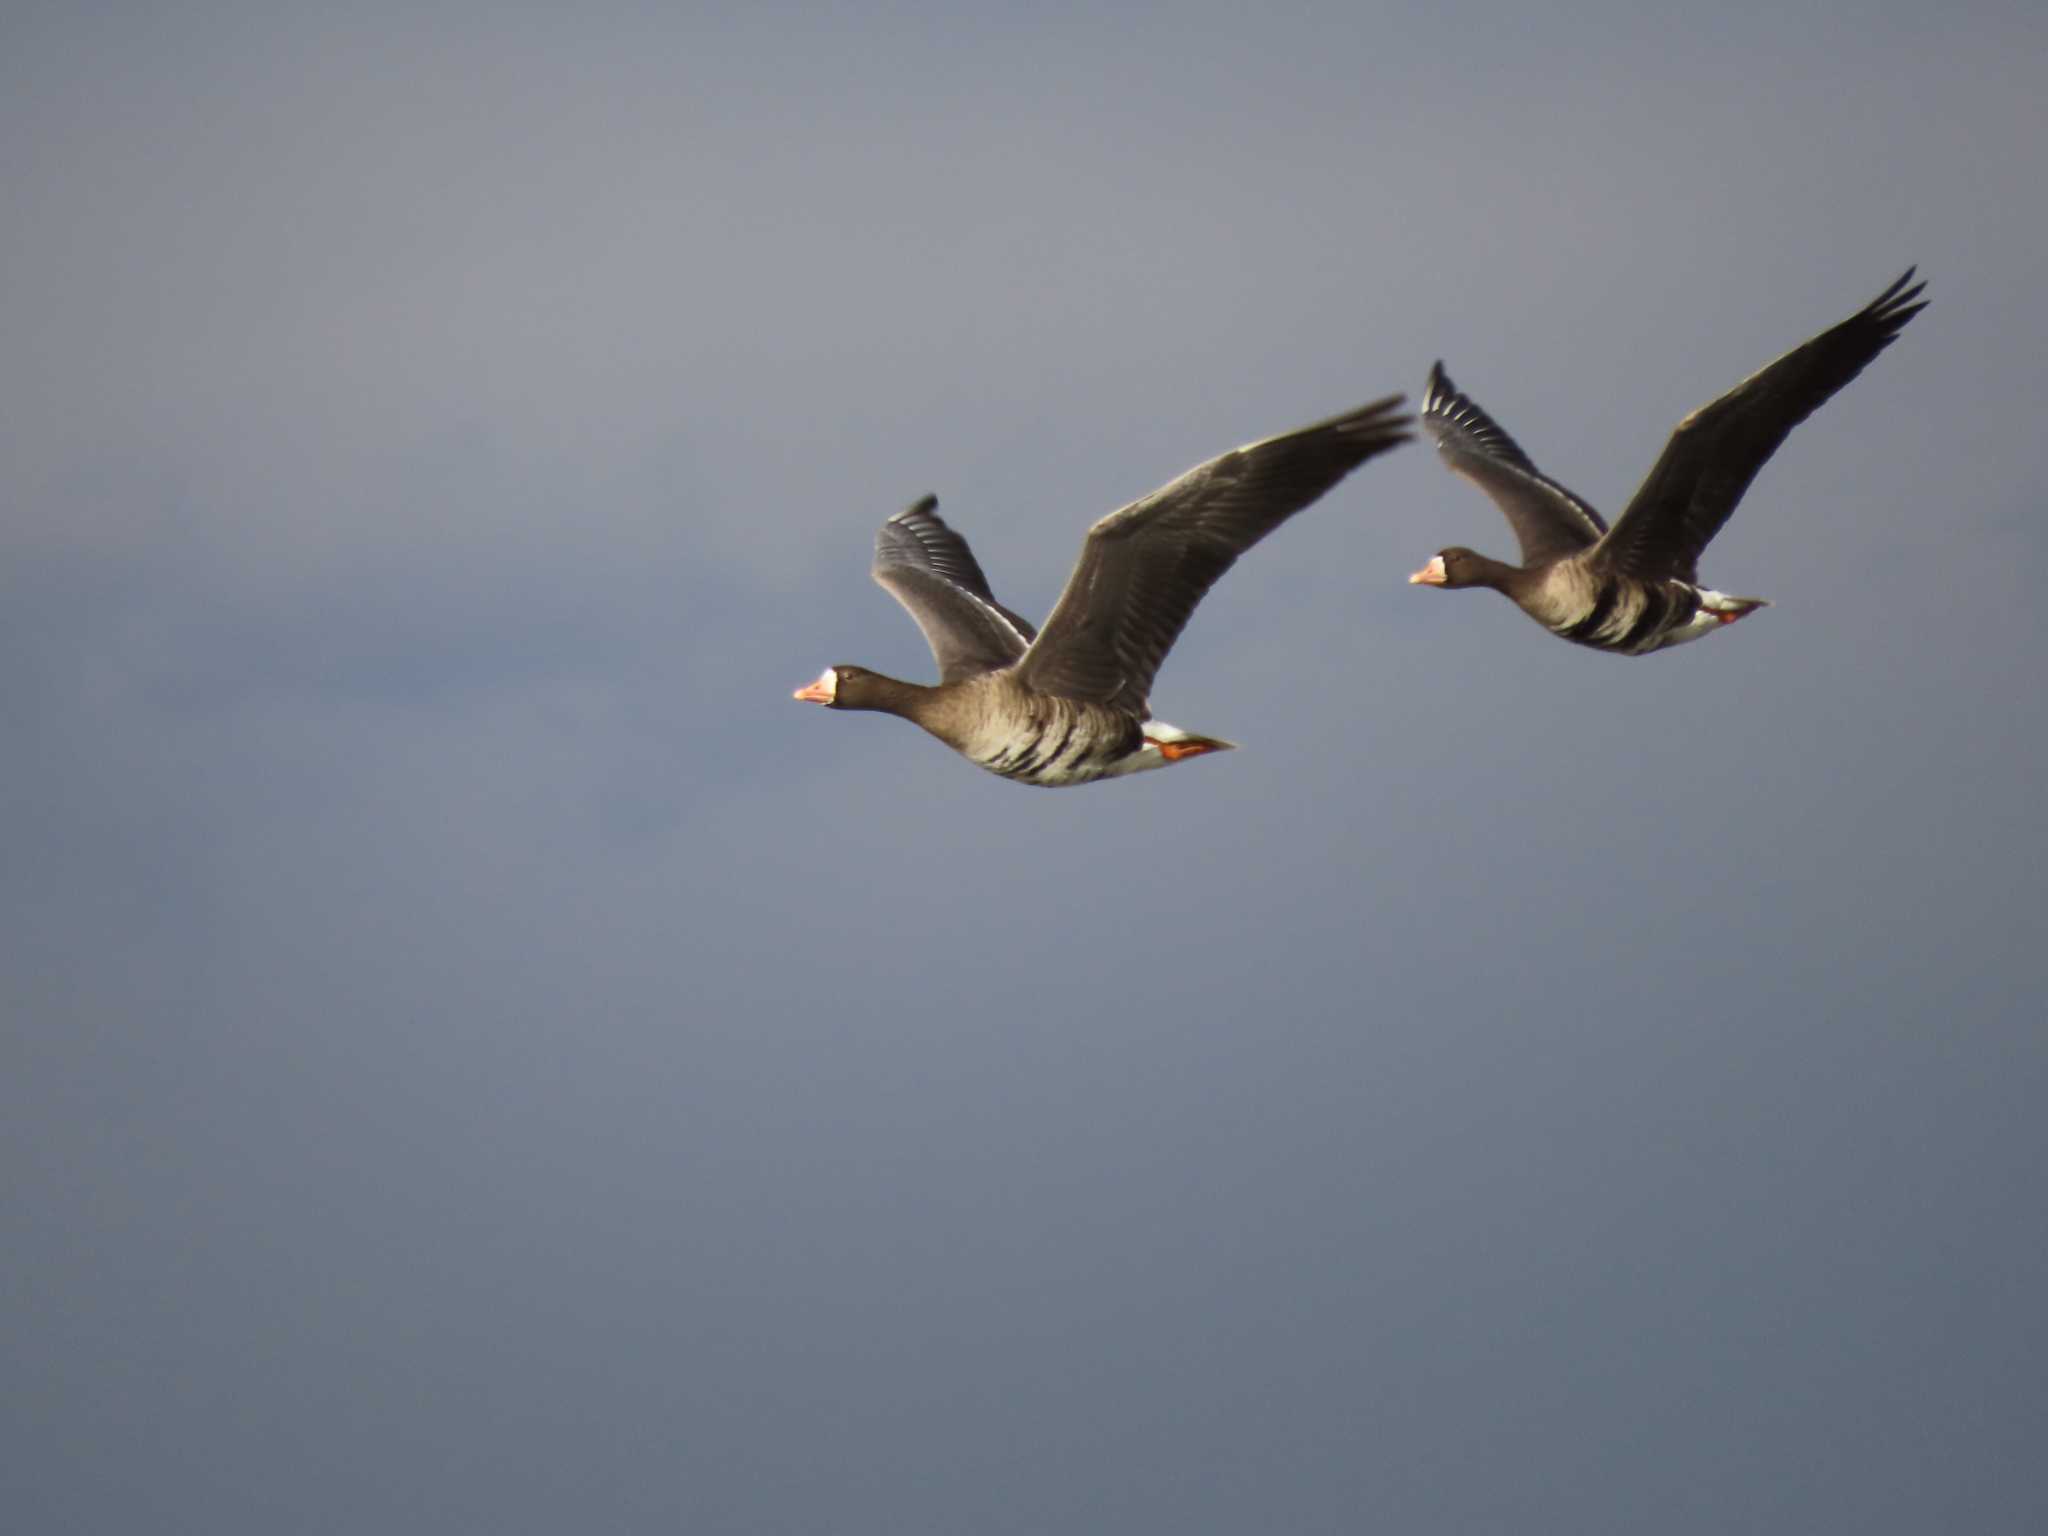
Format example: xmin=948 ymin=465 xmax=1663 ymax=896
xmin=792 ymin=680 xmax=834 ymax=704
xmin=1408 ymin=556 xmax=1447 ymax=586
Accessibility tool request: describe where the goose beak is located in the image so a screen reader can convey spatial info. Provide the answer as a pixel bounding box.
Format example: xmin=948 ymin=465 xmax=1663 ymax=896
xmin=1409 ymin=556 xmax=1447 ymax=586
xmin=792 ymin=669 xmax=837 ymax=705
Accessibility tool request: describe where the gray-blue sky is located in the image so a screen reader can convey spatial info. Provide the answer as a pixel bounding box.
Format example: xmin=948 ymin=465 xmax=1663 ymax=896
xmin=5 ymin=3 xmax=2044 ymax=1531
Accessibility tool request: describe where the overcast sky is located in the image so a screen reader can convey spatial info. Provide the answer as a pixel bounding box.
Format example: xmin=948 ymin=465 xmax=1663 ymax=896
xmin=5 ymin=3 xmax=2044 ymax=1532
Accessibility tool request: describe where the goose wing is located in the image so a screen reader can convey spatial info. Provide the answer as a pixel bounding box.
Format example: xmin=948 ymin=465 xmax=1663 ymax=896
xmin=1016 ymin=394 xmax=1411 ymax=714
xmin=871 ymin=496 xmax=1037 ymax=684
xmin=1597 ymin=268 xmax=1929 ymax=583
xmin=1421 ymin=360 xmax=1607 ymax=567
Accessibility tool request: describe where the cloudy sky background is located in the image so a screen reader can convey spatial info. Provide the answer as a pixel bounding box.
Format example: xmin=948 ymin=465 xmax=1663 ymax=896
xmin=6 ymin=3 xmax=2044 ymax=1531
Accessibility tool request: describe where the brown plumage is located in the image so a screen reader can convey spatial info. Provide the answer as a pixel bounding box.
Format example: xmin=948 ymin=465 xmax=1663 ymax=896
xmin=1411 ymin=269 xmax=1928 ymax=655
xmin=796 ymin=394 xmax=1412 ymax=785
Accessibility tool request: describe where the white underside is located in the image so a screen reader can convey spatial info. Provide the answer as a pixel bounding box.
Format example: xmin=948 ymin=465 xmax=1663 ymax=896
xmin=1643 ymin=588 xmax=1760 ymax=654
xmin=1095 ymin=717 xmax=1207 ymax=779
xmin=1649 ymin=608 xmax=1727 ymax=652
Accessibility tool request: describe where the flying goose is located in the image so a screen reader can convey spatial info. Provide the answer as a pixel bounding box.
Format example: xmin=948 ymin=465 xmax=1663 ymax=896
xmin=1409 ymin=269 xmax=1928 ymax=655
xmin=795 ymin=394 xmax=1411 ymax=786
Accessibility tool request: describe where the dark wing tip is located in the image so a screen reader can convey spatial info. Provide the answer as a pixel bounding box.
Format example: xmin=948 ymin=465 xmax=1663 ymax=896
xmin=1416 ymin=362 xmax=1546 ymax=475
xmin=1419 ymin=364 xmax=1476 ymax=426
xmin=1264 ymin=392 xmax=1411 ymax=463
xmin=876 ymin=494 xmax=957 ymax=563
xmin=1872 ymin=264 xmax=1921 ymax=303
xmin=1334 ymin=390 xmax=1410 ymax=419
xmin=1865 ymin=266 xmax=1929 ymax=337
xmin=1867 ymin=268 xmax=1925 ymax=333
xmin=885 ymin=493 xmax=941 ymax=529
xmin=1423 ymin=360 xmax=1452 ymax=405
xmin=875 ymin=493 xmax=966 ymax=578
xmin=1335 ymin=391 xmax=1414 ymax=445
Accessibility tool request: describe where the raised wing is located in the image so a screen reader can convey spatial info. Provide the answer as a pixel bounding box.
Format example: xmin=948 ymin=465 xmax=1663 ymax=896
xmin=1016 ymin=394 xmax=1411 ymax=713
xmin=871 ymin=496 xmax=1037 ymax=684
xmin=1598 ymin=268 xmax=1929 ymax=583
xmin=1421 ymin=361 xmax=1607 ymax=566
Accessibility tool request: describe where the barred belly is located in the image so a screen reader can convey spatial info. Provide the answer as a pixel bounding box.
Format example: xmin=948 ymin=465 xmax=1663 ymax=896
xmin=968 ymin=701 xmax=1146 ymax=787
xmin=1550 ymin=580 xmax=1703 ymax=656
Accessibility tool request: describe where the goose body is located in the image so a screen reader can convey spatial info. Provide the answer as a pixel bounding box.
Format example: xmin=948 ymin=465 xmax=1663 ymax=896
xmin=796 ymin=664 xmax=1217 ymax=787
xmin=795 ymin=395 xmax=1411 ymax=786
xmin=1411 ymin=269 xmax=1928 ymax=656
